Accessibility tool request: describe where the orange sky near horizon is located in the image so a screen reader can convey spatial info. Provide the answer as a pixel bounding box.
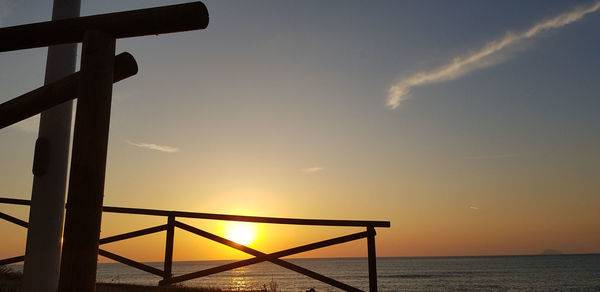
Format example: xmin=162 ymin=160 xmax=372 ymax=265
xmin=2 ymin=178 xmax=599 ymax=263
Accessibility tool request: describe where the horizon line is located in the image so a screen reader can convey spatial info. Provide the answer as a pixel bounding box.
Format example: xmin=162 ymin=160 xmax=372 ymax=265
xmin=84 ymin=252 xmax=600 ymax=265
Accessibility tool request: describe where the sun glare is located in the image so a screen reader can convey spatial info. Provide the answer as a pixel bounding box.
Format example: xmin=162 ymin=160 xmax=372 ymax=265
xmin=225 ymin=222 xmax=257 ymax=246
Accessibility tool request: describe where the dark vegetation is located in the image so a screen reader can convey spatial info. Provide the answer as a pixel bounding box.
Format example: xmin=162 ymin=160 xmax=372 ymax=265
xmin=0 ymin=265 xmax=21 ymax=292
xmin=1 ymin=265 xmax=284 ymax=292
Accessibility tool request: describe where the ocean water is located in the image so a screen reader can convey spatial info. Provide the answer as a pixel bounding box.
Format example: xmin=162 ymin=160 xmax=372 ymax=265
xmin=93 ymin=254 xmax=600 ymax=291
xmin=9 ymin=254 xmax=600 ymax=291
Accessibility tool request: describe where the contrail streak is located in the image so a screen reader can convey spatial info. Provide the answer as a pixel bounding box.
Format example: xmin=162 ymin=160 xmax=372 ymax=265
xmin=387 ymin=1 xmax=600 ymax=109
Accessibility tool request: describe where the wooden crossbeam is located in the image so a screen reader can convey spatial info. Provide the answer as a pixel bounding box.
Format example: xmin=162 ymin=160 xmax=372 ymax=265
xmin=0 ymin=198 xmax=30 ymax=206
xmin=0 ymin=2 xmax=208 ymax=52
xmin=0 ymin=199 xmax=390 ymax=228
xmin=0 ymin=52 xmax=137 ymax=130
xmin=163 ymin=221 xmax=368 ymax=291
xmin=103 ymin=206 xmax=391 ymax=228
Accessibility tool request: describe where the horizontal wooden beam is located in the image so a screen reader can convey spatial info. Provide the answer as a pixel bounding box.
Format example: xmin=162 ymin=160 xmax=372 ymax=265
xmin=0 ymin=197 xmax=391 ymax=227
xmin=104 ymin=206 xmax=391 ymax=228
xmin=0 ymin=197 xmax=30 ymax=206
xmin=99 ymin=224 xmax=167 ymax=245
xmin=0 ymin=52 xmax=137 ymax=130
xmin=0 ymin=2 xmax=208 ymax=52
xmin=98 ymin=249 xmax=165 ymax=278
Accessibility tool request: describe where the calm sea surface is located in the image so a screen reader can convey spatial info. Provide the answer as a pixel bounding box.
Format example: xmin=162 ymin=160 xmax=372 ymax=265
xmin=11 ymin=254 xmax=600 ymax=291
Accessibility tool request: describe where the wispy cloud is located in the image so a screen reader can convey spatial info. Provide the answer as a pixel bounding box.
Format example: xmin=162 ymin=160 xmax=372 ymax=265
xmin=302 ymin=166 xmax=324 ymax=174
xmin=469 ymin=206 xmax=480 ymax=211
xmin=127 ymin=141 xmax=180 ymax=153
xmin=387 ymin=1 xmax=600 ymax=109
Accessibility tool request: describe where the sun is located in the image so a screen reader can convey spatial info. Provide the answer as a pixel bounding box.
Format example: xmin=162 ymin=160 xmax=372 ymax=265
xmin=225 ymin=222 xmax=257 ymax=246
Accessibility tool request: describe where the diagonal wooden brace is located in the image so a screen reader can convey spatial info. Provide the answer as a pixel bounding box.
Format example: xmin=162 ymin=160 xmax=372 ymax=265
xmin=99 ymin=224 xmax=168 ymax=245
xmin=0 ymin=255 xmax=25 ymax=266
xmin=163 ymin=220 xmax=372 ymax=291
xmin=0 ymin=52 xmax=137 ymax=130
xmin=98 ymin=249 xmax=165 ymax=278
xmin=0 ymin=211 xmax=29 ymax=228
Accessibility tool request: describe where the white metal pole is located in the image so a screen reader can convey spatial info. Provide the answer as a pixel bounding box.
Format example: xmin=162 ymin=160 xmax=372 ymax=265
xmin=23 ymin=1 xmax=80 ymax=291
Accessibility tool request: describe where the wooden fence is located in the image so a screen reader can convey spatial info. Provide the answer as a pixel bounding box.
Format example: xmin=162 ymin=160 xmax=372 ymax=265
xmin=0 ymin=197 xmax=390 ymax=291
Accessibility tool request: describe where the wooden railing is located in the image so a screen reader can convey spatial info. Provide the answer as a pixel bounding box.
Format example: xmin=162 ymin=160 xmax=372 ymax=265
xmin=0 ymin=197 xmax=390 ymax=291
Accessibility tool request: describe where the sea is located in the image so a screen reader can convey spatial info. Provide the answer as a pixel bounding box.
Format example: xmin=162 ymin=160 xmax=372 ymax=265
xmin=9 ymin=254 xmax=600 ymax=291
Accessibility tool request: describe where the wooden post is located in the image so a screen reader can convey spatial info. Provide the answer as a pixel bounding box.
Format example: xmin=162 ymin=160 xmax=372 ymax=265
xmin=367 ymin=226 xmax=377 ymax=292
xmin=57 ymin=30 xmax=115 ymax=292
xmin=163 ymin=215 xmax=175 ymax=282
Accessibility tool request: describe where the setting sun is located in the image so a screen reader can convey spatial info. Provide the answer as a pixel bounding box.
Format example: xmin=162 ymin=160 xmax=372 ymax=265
xmin=225 ymin=222 xmax=257 ymax=246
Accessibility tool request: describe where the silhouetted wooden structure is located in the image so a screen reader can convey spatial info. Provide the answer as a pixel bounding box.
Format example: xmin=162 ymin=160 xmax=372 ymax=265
xmin=0 ymin=1 xmax=391 ymax=291
xmin=1 ymin=2 xmax=207 ymax=291
xmin=0 ymin=198 xmax=390 ymax=291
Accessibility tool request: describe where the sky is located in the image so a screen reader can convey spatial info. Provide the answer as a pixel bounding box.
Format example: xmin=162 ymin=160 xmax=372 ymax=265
xmin=1 ymin=0 xmax=600 ymax=262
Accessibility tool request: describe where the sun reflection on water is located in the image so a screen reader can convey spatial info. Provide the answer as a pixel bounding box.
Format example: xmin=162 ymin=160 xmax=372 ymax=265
xmin=229 ymin=266 xmax=251 ymax=290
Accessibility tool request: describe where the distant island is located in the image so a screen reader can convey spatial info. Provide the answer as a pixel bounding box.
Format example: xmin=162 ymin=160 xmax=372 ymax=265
xmin=540 ymin=249 xmax=563 ymax=255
